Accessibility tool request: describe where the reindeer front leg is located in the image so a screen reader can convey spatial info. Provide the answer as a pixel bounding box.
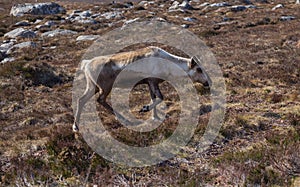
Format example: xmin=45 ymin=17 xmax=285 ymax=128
xmin=139 ymin=81 xmax=163 ymax=119
xmin=149 ymin=87 xmax=160 ymax=119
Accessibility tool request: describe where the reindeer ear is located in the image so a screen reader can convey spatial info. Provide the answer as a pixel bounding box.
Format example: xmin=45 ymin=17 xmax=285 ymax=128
xmin=190 ymin=56 xmax=198 ymax=68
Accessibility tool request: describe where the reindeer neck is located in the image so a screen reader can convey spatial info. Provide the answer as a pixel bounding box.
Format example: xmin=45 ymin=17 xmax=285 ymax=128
xmin=153 ymin=47 xmax=190 ymax=71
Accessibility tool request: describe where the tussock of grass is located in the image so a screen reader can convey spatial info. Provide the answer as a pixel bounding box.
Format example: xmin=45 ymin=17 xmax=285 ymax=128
xmin=214 ymin=125 xmax=300 ymax=186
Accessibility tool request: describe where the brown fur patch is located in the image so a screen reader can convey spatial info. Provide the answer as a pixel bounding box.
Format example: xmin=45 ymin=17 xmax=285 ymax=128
xmin=110 ymin=47 xmax=155 ymax=65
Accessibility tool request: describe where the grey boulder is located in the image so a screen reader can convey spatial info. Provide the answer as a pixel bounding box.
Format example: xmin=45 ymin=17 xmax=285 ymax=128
xmin=0 ymin=41 xmax=15 ymax=53
xmin=4 ymin=28 xmax=36 ymax=38
xmin=10 ymin=2 xmax=65 ymax=17
xmin=7 ymin=41 xmax=37 ymax=54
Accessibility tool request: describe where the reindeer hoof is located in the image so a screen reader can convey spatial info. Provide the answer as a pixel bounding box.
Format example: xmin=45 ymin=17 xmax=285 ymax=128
xmin=72 ymin=124 xmax=79 ymax=132
xmin=152 ymin=116 xmax=161 ymax=121
xmin=139 ymin=105 xmax=150 ymax=113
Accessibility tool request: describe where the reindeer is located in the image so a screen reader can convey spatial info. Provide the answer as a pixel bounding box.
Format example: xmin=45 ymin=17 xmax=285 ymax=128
xmin=73 ymin=46 xmax=211 ymax=132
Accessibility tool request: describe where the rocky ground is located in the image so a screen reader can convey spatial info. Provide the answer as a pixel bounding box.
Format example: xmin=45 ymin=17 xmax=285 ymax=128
xmin=0 ymin=0 xmax=299 ymax=186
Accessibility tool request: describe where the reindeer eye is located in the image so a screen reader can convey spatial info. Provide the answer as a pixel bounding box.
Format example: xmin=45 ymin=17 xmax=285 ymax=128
xmin=196 ymin=68 xmax=203 ymax=73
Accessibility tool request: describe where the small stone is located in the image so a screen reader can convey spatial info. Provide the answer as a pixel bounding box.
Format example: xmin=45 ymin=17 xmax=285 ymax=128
xmin=76 ymin=35 xmax=99 ymax=41
xmin=181 ymin=24 xmax=190 ymax=28
xmin=169 ymin=1 xmax=180 ymax=10
xmin=77 ymin=19 xmax=98 ymax=24
xmin=31 ymin=144 xmax=41 ymax=151
xmin=15 ymin=20 xmax=30 ymax=26
xmin=200 ymin=2 xmax=210 ymax=7
xmin=79 ymin=10 xmax=92 ymax=18
xmin=183 ymin=17 xmax=197 ymax=22
xmin=223 ymin=17 xmax=233 ymax=22
xmin=124 ymin=18 xmax=140 ymax=25
xmin=169 ymin=0 xmax=194 ymax=11
xmin=209 ymin=2 xmax=230 ymax=7
xmin=154 ymin=17 xmax=167 ymax=22
xmin=138 ymin=1 xmax=148 ymax=6
xmin=35 ymin=24 xmax=47 ymax=30
xmin=36 ymin=20 xmax=56 ymax=29
xmin=1 ymin=57 xmax=15 ymax=64
xmin=231 ymin=5 xmax=256 ymax=12
xmin=101 ymin=11 xmax=123 ymax=19
xmin=41 ymin=29 xmax=77 ymax=37
xmin=179 ymin=0 xmax=194 ymax=10
xmin=124 ymin=2 xmax=134 ymax=8
xmin=45 ymin=20 xmax=56 ymax=27
xmin=34 ymin=19 xmax=42 ymax=24
xmin=272 ymin=4 xmax=284 ymax=11
xmin=280 ymin=16 xmax=295 ymax=21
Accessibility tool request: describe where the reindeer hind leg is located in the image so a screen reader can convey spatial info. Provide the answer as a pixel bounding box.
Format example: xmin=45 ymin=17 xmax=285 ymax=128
xmin=73 ymin=78 xmax=96 ymax=132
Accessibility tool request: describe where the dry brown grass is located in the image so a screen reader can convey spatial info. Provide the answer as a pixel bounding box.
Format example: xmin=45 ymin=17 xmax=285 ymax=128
xmin=0 ymin=0 xmax=299 ymax=186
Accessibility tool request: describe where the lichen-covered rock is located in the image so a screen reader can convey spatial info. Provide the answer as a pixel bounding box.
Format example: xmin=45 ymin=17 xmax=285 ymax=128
xmin=6 ymin=41 xmax=37 ymax=54
xmin=183 ymin=17 xmax=197 ymax=22
xmin=14 ymin=20 xmax=31 ymax=26
xmin=178 ymin=0 xmax=194 ymax=10
xmin=4 ymin=28 xmax=36 ymax=39
xmin=230 ymin=5 xmax=256 ymax=12
xmin=10 ymin=2 xmax=66 ymax=17
xmin=78 ymin=10 xmax=92 ymax=18
xmin=41 ymin=29 xmax=77 ymax=37
xmin=209 ymin=2 xmax=230 ymax=7
xmin=0 ymin=41 xmax=15 ymax=53
xmin=272 ymin=4 xmax=284 ymax=11
xmin=169 ymin=1 xmax=180 ymax=10
xmin=76 ymin=35 xmax=99 ymax=41
xmin=101 ymin=11 xmax=123 ymax=19
xmin=0 ymin=57 xmax=15 ymax=64
xmin=280 ymin=16 xmax=296 ymax=21
xmin=169 ymin=0 xmax=195 ymax=12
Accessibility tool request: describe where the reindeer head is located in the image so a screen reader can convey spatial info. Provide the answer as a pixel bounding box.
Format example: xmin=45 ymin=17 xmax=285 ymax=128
xmin=188 ymin=56 xmax=211 ymax=87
